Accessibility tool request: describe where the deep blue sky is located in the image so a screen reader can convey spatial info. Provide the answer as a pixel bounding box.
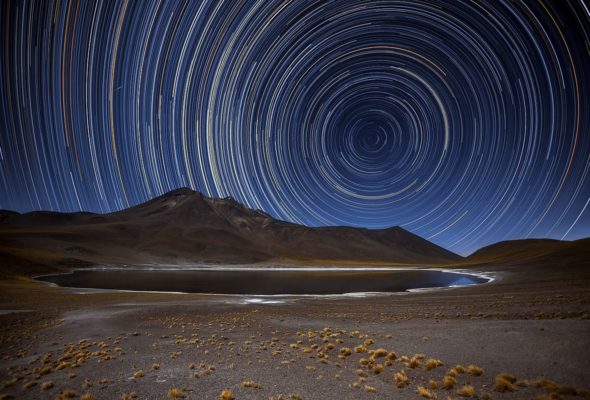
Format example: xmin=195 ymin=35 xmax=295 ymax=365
xmin=1 ymin=0 xmax=589 ymax=255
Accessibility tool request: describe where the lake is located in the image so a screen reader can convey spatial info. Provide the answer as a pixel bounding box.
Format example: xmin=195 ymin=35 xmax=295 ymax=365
xmin=37 ymin=268 xmax=489 ymax=295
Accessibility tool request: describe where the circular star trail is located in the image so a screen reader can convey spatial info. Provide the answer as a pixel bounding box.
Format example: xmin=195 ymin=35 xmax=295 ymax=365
xmin=1 ymin=0 xmax=589 ymax=254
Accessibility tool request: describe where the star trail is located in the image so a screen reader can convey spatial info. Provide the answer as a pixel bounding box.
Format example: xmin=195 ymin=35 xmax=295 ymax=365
xmin=1 ymin=0 xmax=589 ymax=255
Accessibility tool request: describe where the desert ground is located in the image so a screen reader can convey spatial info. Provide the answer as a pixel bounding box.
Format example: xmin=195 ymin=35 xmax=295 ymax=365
xmin=0 ymin=261 xmax=589 ymax=400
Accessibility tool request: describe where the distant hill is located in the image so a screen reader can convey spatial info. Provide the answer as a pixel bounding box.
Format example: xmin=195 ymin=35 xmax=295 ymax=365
xmin=0 ymin=188 xmax=461 ymax=273
xmin=466 ymin=237 xmax=590 ymax=267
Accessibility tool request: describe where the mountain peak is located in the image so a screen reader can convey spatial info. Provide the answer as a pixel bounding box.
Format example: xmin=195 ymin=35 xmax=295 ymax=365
xmin=161 ymin=187 xmax=198 ymax=197
xmin=4 ymin=189 xmax=462 ymax=264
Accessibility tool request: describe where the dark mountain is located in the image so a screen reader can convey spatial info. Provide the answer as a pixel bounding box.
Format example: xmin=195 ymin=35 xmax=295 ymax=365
xmin=466 ymin=237 xmax=590 ymax=267
xmin=0 ymin=188 xmax=461 ymax=271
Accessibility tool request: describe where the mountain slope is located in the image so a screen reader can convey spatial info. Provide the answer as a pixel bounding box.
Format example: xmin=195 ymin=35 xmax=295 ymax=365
xmin=466 ymin=237 xmax=590 ymax=267
xmin=0 ymin=188 xmax=461 ymax=271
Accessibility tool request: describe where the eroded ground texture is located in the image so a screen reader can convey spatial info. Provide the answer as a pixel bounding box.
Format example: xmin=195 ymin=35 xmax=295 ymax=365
xmin=1 ymin=264 xmax=589 ymax=400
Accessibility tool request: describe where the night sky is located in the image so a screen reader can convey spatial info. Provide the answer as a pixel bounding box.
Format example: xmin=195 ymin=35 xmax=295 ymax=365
xmin=1 ymin=0 xmax=589 ymax=255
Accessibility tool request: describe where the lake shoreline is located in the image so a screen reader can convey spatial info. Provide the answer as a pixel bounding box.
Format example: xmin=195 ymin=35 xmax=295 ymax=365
xmin=35 ymin=267 xmax=491 ymax=296
xmin=0 ymin=262 xmax=589 ymax=399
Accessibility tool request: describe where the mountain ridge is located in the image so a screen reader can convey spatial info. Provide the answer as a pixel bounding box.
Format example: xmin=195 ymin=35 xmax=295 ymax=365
xmin=466 ymin=237 xmax=590 ymax=267
xmin=2 ymin=188 xmax=587 ymax=275
xmin=0 ymin=188 xmax=461 ymax=269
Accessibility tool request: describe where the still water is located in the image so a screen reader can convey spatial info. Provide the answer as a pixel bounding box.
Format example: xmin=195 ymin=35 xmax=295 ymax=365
xmin=37 ymin=268 xmax=488 ymax=295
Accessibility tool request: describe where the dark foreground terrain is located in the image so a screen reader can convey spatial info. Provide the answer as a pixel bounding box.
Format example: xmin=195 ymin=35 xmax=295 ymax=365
xmin=0 ymin=194 xmax=589 ymax=399
xmin=0 ymin=258 xmax=589 ymax=400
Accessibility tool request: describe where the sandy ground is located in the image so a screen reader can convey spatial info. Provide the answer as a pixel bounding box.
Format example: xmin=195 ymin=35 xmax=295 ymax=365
xmin=0 ymin=264 xmax=589 ymax=400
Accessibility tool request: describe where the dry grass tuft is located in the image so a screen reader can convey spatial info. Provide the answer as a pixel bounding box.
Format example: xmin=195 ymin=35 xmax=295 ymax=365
xmin=408 ymin=356 xmax=422 ymax=368
xmin=417 ymin=385 xmax=436 ymax=398
xmin=532 ymin=378 xmax=577 ymax=395
xmin=41 ymin=381 xmax=54 ymax=390
xmin=220 ymin=390 xmax=234 ymax=400
xmin=339 ymin=347 xmax=352 ymax=357
xmin=22 ymin=381 xmax=36 ymax=389
xmin=424 ymin=359 xmax=443 ymax=371
xmin=480 ymin=391 xmax=492 ymax=400
xmin=57 ymin=389 xmax=77 ymax=399
xmin=152 ymin=363 xmax=160 ymax=370
xmin=495 ymin=373 xmax=516 ymax=392
xmin=37 ymin=365 xmax=52 ymax=376
xmin=394 ymin=370 xmax=410 ymax=388
xmin=167 ymin=388 xmax=185 ymax=398
xmin=429 ymin=379 xmax=439 ymax=389
xmin=133 ymin=370 xmax=144 ymax=379
xmin=81 ymin=394 xmax=94 ymax=400
xmin=457 ymin=385 xmax=475 ymax=397
xmin=364 ymin=385 xmax=376 ymax=393
xmin=354 ymin=345 xmax=367 ymax=353
xmin=442 ymin=375 xmax=457 ymax=390
xmin=497 ymin=372 xmax=516 ymax=383
xmin=449 ymin=365 xmax=465 ymax=376
xmin=466 ymin=365 xmax=483 ymax=376
xmin=371 ymin=364 xmax=384 ymax=374
xmin=242 ymin=380 xmax=262 ymax=389
xmin=372 ymin=348 xmax=388 ymax=358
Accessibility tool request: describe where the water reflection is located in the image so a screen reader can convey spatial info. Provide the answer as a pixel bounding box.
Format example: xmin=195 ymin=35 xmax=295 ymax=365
xmin=38 ymin=268 xmax=488 ymax=295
